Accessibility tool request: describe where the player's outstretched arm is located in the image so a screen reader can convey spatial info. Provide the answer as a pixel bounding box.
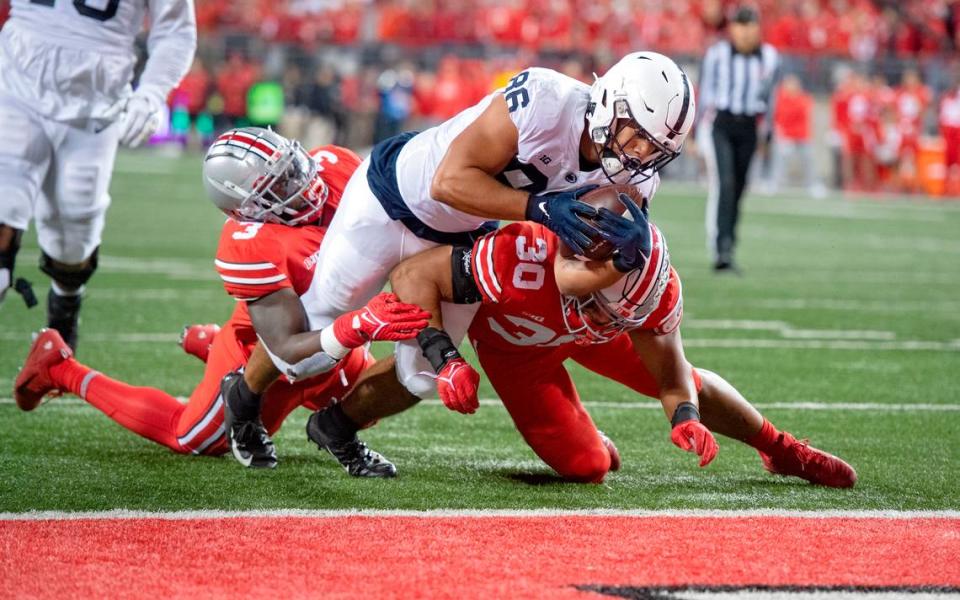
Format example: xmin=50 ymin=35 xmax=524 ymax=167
xmin=249 ymin=289 xmax=429 ymax=383
xmin=554 ymin=253 xmax=624 ymax=298
xmin=630 ymin=328 xmax=718 ymax=467
xmin=389 ymin=247 xmax=481 ymax=414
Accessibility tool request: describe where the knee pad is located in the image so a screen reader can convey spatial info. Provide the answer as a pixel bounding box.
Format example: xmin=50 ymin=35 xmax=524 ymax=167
xmin=394 ymin=339 xmax=439 ymax=400
xmin=399 ymin=371 xmax=438 ymax=400
xmin=39 ymin=246 xmax=99 ymax=289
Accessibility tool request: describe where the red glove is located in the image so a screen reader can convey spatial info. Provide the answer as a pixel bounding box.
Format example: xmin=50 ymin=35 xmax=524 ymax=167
xmin=332 ymin=292 xmax=431 ymax=348
xmin=436 ymin=358 xmax=480 ymax=414
xmin=670 ymin=420 xmax=719 ymax=467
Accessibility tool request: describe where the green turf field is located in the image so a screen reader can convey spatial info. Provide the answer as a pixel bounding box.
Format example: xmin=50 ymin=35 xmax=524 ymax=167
xmin=1 ymin=152 xmax=958 ymax=513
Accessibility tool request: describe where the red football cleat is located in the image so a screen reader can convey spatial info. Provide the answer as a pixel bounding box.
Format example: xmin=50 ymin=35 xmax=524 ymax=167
xmin=599 ymin=431 xmax=621 ymax=472
xmin=759 ymin=432 xmax=857 ymax=488
xmin=14 ymin=328 xmax=72 ymax=411
xmin=179 ymin=324 xmax=220 ymax=363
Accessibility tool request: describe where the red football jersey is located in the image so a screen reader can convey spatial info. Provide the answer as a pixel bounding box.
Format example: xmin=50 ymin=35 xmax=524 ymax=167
xmin=309 ymin=145 xmax=362 ymax=225
xmin=468 ymin=222 xmax=682 ymax=351
xmin=213 ymin=144 xmax=361 ymax=345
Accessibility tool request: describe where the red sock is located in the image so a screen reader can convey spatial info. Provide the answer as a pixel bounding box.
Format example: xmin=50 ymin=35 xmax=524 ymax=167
xmin=746 ymin=418 xmax=781 ymax=454
xmin=50 ymin=359 xmax=186 ymax=452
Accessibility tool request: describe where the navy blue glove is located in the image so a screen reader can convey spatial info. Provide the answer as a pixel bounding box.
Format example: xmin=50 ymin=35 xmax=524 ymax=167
xmin=594 ymin=193 xmax=651 ymax=272
xmin=526 ymin=185 xmax=600 ymax=256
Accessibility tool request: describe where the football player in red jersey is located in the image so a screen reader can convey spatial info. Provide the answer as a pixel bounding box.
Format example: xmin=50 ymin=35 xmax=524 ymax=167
xmin=386 ymin=194 xmax=857 ymax=487
xmin=14 ymin=128 xmax=430 ymax=472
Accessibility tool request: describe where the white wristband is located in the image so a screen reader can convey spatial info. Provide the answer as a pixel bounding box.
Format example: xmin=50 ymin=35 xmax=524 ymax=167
xmin=320 ymin=325 xmax=352 ymax=360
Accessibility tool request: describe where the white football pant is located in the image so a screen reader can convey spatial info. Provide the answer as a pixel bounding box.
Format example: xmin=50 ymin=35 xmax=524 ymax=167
xmin=0 ymin=95 xmax=119 ymax=264
xmin=303 ymin=158 xmax=480 ymax=399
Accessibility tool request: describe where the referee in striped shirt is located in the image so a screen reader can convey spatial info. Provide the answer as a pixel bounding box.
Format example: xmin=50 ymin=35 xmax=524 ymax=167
xmin=698 ymin=6 xmax=780 ymax=273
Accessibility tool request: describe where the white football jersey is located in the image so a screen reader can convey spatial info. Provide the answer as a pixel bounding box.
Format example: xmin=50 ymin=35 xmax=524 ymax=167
xmin=394 ymin=67 xmax=660 ymax=233
xmin=0 ymin=0 xmax=196 ymax=124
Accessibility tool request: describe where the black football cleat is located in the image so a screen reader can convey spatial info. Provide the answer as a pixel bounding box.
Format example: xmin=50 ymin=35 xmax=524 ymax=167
xmin=306 ymin=409 xmax=397 ymax=478
xmin=221 ymin=372 xmax=277 ymax=469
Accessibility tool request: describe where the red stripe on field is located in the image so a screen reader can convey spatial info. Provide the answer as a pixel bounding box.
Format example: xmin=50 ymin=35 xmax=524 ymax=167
xmin=2 ymin=516 xmax=958 ymax=598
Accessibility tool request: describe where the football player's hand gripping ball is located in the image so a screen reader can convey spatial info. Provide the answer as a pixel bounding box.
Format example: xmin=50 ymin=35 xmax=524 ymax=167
xmin=669 ymin=402 xmax=719 ymax=467
xmin=526 ymin=185 xmax=601 ymax=256
xmin=332 ymin=292 xmax=431 ymax=348
xmin=105 ymin=91 xmax=165 ymax=148
xmin=594 ymin=193 xmax=651 ymax=272
xmin=436 ymin=358 xmax=481 ymax=414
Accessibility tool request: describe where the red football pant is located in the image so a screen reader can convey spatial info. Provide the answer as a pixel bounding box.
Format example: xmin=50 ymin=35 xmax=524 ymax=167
xmin=474 ymin=334 xmax=701 ymax=483
xmin=50 ymin=320 xmax=373 ymax=455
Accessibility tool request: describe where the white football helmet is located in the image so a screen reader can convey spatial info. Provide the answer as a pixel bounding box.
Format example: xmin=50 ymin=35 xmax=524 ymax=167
xmin=562 ymin=222 xmax=672 ymax=343
xmin=587 ymin=52 xmax=696 ymax=182
xmin=202 ymin=127 xmax=326 ymax=225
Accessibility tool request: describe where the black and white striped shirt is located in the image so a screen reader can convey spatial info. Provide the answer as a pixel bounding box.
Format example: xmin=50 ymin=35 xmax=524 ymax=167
xmin=699 ymin=40 xmax=781 ymax=119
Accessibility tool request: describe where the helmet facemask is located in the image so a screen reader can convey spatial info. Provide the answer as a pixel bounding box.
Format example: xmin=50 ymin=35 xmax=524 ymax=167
xmin=561 ymin=294 xmax=628 ymax=344
xmin=246 ymin=140 xmax=326 ymax=226
xmin=591 ymin=99 xmax=681 ymax=184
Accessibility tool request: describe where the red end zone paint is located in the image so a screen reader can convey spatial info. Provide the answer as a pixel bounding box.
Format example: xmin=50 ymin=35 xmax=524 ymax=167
xmin=2 ymin=515 xmax=958 ymax=598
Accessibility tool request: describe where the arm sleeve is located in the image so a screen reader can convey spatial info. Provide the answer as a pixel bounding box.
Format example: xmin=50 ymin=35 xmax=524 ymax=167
xmin=697 ymin=43 xmax=719 ymax=125
xmin=450 ymin=245 xmax=483 ymax=304
xmin=137 ymin=0 xmax=197 ymax=104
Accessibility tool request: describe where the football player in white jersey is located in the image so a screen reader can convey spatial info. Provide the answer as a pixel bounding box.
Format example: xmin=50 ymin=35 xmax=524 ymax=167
xmin=227 ymin=52 xmax=696 ymax=469
xmin=0 ymin=0 xmax=196 ymax=350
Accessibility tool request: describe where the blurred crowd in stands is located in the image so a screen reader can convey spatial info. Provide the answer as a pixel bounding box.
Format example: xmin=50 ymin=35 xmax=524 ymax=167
xmin=4 ymin=0 xmax=960 ymax=195
xmin=190 ymin=0 xmax=960 ymax=59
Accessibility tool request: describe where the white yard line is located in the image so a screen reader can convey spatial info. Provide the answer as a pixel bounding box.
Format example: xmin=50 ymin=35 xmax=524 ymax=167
xmin=2 ymin=508 xmax=958 ymax=521
xmin=3 ymin=397 xmax=958 ymax=412
xmin=682 ymin=338 xmax=960 ymax=351
xmin=685 ymin=320 xmax=898 ymax=340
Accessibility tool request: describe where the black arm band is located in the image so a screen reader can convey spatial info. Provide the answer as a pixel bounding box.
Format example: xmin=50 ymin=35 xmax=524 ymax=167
xmin=450 ymin=245 xmax=483 ymax=304
xmin=670 ymin=402 xmax=700 ymax=427
xmin=416 ymin=327 xmax=462 ymax=373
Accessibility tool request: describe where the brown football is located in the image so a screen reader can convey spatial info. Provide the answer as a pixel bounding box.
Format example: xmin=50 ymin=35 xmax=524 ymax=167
xmin=559 ymin=184 xmax=647 ymax=261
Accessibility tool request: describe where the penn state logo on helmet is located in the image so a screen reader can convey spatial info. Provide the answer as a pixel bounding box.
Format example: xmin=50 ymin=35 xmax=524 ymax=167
xmin=586 ymin=52 xmax=696 ymax=183
xmin=202 ymin=127 xmax=327 ymax=225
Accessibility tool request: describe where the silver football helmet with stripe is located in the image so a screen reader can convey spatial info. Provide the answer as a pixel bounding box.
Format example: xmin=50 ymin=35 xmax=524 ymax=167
xmin=202 ymin=127 xmax=327 ymax=225
xmin=587 ymin=52 xmax=696 ymax=182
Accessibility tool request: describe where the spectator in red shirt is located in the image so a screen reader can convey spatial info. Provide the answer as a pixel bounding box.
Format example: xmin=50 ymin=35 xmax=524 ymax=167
xmin=894 ymin=68 xmax=931 ymax=191
xmin=174 ymin=58 xmax=210 ymax=119
xmin=771 ymin=74 xmax=824 ymax=197
xmin=429 ymin=56 xmax=470 ymax=121
xmin=939 ymin=79 xmax=960 ymax=195
xmin=215 ymin=51 xmax=260 ymax=130
xmin=830 ymin=67 xmax=855 ymax=189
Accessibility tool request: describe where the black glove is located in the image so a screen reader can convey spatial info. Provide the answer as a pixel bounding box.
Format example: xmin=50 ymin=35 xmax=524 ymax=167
xmin=526 ymin=185 xmax=600 ymax=256
xmin=594 ymin=193 xmax=651 ymax=272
